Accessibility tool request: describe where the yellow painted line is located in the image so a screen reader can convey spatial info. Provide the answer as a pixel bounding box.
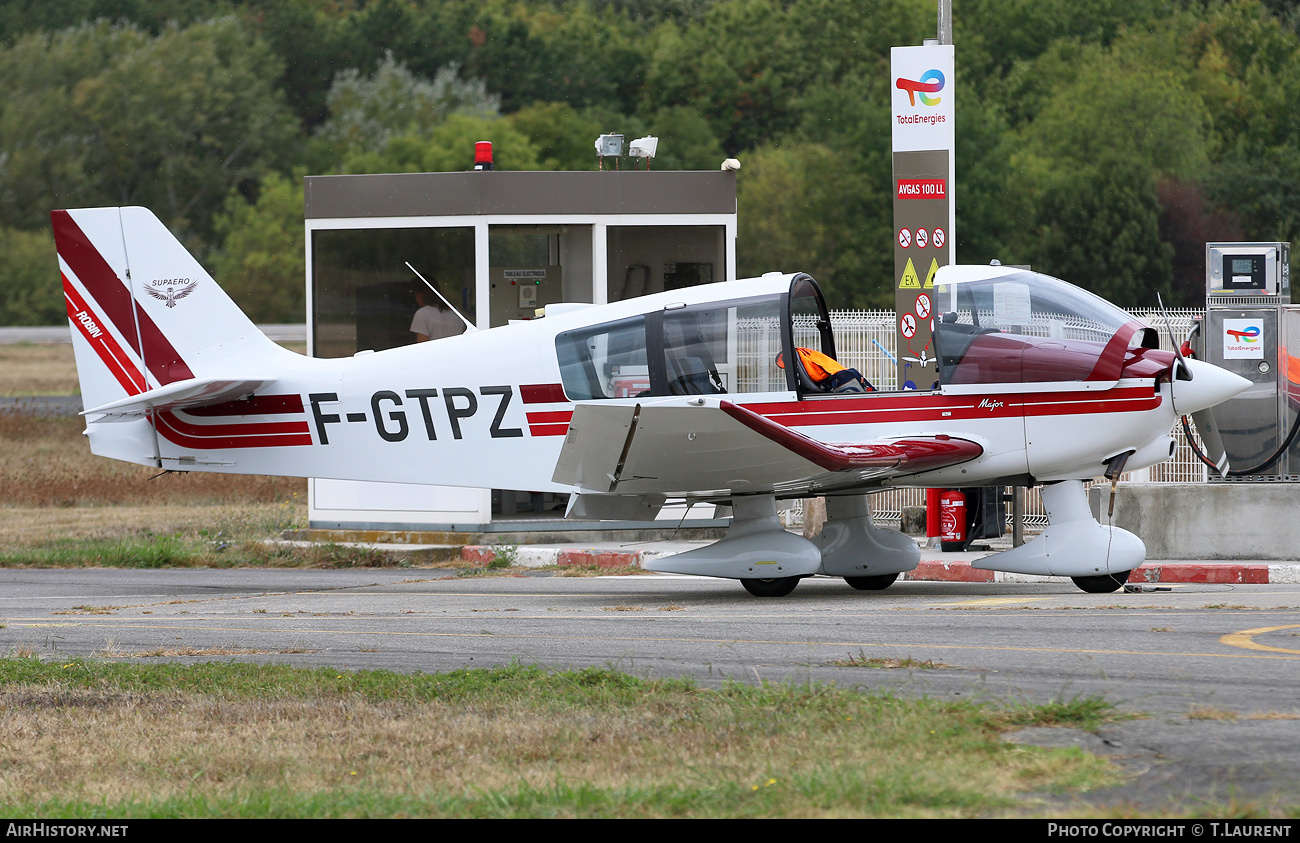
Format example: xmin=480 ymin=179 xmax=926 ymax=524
xmin=1220 ymin=624 xmax=1300 ymax=655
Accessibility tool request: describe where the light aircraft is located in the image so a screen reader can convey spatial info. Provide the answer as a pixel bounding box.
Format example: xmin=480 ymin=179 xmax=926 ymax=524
xmin=53 ymin=207 xmax=1249 ymax=596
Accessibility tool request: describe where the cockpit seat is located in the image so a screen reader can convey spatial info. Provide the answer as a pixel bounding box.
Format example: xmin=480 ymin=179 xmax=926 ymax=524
xmin=668 ymin=355 xmax=726 ymax=395
xmin=778 ymin=347 xmax=874 ymax=394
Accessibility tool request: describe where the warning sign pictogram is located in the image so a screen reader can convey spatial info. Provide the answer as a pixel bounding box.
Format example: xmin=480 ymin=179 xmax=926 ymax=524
xmin=924 ymin=258 xmax=939 ymax=288
xmin=915 ymin=293 xmax=931 ymax=320
xmin=932 ymin=227 xmax=945 ymax=250
xmin=900 ymin=313 xmax=917 ymax=338
xmin=898 ymin=228 xmax=911 ymax=249
xmin=916 ymin=228 xmax=929 ymax=249
xmin=899 ymin=257 xmax=921 ymax=289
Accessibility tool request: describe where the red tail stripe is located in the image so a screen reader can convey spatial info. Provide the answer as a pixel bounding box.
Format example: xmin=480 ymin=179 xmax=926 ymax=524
xmin=52 ymin=210 xmax=194 ymax=386
xmin=63 ymin=278 xmax=147 ymax=395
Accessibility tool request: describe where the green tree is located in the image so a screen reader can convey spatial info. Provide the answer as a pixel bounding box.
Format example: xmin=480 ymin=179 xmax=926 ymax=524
xmin=311 ymin=53 xmax=500 ymax=165
xmin=509 ymin=102 xmax=725 ymax=171
xmin=738 ymin=142 xmax=886 ymax=308
xmin=1028 ymin=158 xmax=1175 ymax=306
xmin=0 ymin=227 xmax=61 ymax=326
xmin=209 ymin=171 xmax=306 ymax=324
xmin=0 ymin=18 xmax=298 ymax=249
xmin=340 ymin=113 xmax=544 ymax=174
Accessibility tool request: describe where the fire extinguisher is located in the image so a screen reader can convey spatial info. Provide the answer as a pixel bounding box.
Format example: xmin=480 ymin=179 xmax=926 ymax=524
xmin=939 ymin=489 xmax=966 ymax=552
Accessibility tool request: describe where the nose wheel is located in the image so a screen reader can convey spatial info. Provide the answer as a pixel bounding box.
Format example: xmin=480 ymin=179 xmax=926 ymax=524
xmin=1071 ymin=571 xmax=1133 ymax=593
xmin=844 ymin=573 xmax=899 ymax=591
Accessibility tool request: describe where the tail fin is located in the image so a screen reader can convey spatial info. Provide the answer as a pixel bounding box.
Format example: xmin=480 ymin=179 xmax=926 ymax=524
xmin=53 ymin=206 xmax=287 ymax=465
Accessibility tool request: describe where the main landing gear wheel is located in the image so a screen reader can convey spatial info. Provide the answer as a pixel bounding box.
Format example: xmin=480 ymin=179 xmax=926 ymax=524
xmin=1071 ymin=571 xmax=1133 ymax=594
xmin=844 ymin=573 xmax=899 ymax=591
xmin=741 ymin=577 xmax=801 ymax=597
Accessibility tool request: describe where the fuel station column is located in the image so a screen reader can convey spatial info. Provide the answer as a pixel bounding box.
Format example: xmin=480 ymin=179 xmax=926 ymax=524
xmin=891 ymin=44 xmax=954 ymax=391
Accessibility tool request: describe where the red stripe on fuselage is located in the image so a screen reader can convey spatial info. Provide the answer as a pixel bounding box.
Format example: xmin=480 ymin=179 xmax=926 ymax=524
xmin=52 ymin=210 xmax=194 ymax=385
xmin=745 ymin=386 xmax=1160 ymax=427
xmin=526 ymin=410 xmax=573 ymax=425
xmin=153 ymin=411 xmax=313 ymax=449
xmin=520 ymin=383 xmax=568 ymax=404
xmin=529 ymin=424 xmax=570 ymax=437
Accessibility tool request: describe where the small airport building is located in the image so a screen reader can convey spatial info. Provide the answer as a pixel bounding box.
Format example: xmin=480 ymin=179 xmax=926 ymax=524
xmin=303 ymin=168 xmax=737 ymax=531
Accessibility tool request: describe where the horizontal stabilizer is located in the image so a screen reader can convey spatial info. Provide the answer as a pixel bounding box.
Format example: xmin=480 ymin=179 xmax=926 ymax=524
xmin=82 ymin=377 xmax=275 ymax=420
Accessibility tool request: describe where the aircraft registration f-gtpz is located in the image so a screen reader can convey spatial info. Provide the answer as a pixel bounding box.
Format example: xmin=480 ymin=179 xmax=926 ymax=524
xmin=54 ymin=207 xmax=1249 ymax=596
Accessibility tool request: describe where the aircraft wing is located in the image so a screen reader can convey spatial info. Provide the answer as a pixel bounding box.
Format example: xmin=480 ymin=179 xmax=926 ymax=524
xmin=552 ymin=398 xmax=983 ymax=499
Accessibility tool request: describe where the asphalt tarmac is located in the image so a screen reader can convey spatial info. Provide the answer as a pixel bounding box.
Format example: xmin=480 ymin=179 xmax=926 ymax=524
xmin=2 ymin=568 xmax=1299 ymax=811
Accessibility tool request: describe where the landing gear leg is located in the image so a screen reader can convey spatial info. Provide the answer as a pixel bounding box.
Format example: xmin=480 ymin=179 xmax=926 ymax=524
xmin=973 ymin=480 xmax=1145 ymax=591
xmin=815 ymin=495 xmax=919 ymax=590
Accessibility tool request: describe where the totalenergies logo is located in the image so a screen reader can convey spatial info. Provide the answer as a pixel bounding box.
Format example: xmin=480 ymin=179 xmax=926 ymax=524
xmin=896 ymin=69 xmax=945 ymax=106
xmin=1227 ymin=326 xmax=1261 ymax=343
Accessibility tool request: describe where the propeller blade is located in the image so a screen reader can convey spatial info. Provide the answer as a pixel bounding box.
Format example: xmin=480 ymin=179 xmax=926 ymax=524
xmin=1157 ymin=292 xmax=1192 ymax=382
xmin=1191 ymin=409 xmax=1231 ymax=477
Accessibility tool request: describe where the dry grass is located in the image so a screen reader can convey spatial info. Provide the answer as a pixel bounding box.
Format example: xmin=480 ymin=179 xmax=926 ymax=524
xmin=0 ymin=661 xmax=1121 ymax=817
xmin=0 ymin=340 xmax=307 ymax=400
xmin=0 ymin=415 xmax=305 ymax=510
xmin=826 ymin=652 xmax=951 ymax=670
xmin=97 ymin=645 xmax=317 ymax=658
xmin=0 ymin=411 xmax=307 ymax=563
xmin=1187 ymin=705 xmax=1239 ymax=721
xmin=0 ymin=344 xmax=79 ymax=397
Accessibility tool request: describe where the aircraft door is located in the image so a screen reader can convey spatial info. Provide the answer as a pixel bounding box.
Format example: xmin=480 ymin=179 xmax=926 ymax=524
xmin=786 ymin=274 xmax=836 ymax=393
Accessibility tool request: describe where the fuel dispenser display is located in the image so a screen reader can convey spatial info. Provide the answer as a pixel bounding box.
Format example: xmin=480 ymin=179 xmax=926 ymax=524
xmin=1190 ymin=241 xmax=1300 ymax=479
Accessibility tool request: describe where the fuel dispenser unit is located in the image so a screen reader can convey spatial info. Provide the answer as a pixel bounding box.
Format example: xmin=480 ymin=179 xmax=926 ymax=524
xmin=1189 ymin=241 xmax=1300 ymax=479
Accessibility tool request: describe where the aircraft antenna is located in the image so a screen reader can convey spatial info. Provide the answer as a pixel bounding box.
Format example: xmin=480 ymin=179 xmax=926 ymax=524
xmin=406 ymin=262 xmax=477 ymax=333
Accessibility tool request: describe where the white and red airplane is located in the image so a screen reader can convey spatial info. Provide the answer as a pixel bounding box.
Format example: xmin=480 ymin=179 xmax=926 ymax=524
xmin=53 ymin=206 xmax=1249 ymax=596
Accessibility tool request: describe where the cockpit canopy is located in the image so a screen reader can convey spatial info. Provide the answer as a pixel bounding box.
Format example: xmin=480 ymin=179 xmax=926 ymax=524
xmin=932 ymin=266 xmax=1160 ymax=385
xmin=553 ymin=268 xmax=1164 ymax=401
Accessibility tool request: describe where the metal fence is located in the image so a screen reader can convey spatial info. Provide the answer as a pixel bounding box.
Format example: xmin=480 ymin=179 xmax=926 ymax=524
xmin=784 ymin=308 xmax=1207 ymax=530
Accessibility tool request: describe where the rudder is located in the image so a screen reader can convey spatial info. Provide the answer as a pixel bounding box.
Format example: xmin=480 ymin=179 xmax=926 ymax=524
xmin=53 ymin=206 xmax=284 ymax=466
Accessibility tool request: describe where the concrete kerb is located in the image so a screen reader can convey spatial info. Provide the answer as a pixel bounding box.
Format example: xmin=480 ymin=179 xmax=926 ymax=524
xmin=272 ymin=538 xmax=1300 ymax=584
xmin=455 ymin=542 xmax=1300 ymax=584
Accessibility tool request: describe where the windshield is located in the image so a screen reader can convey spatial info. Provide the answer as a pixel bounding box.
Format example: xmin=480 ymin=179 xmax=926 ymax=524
xmin=932 ymin=268 xmax=1150 ymax=385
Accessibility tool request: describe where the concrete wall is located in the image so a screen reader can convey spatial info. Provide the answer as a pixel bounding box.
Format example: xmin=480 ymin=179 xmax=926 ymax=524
xmin=1090 ymin=483 xmax=1300 ymax=560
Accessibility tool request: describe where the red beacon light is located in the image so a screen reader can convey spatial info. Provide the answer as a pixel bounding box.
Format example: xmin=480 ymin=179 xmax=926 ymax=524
xmin=474 ymin=141 xmax=493 ymax=171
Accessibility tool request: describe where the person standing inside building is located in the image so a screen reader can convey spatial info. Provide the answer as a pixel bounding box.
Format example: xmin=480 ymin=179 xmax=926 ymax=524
xmin=410 ymin=281 xmax=466 ymax=343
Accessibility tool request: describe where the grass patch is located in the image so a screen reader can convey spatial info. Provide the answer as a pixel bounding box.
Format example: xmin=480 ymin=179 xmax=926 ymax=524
xmin=0 ymin=535 xmax=408 ymax=569
xmin=0 ymin=657 xmax=1121 ymax=818
xmin=994 ymin=694 xmax=1130 ymax=732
